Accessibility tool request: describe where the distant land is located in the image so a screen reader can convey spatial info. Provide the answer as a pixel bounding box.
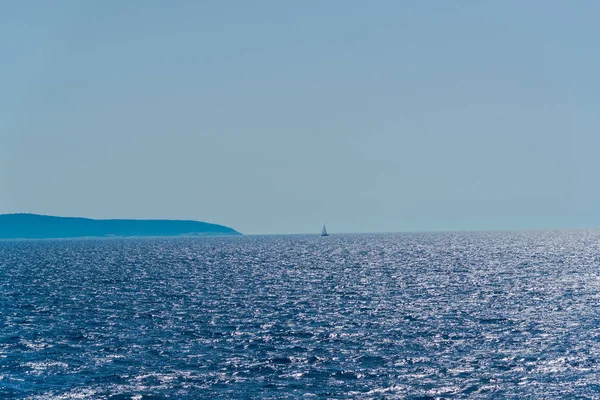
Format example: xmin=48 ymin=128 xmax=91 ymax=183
xmin=0 ymin=214 xmax=242 ymax=239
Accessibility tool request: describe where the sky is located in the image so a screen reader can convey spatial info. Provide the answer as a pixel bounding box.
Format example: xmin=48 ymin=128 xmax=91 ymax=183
xmin=2 ymin=1 xmax=600 ymax=235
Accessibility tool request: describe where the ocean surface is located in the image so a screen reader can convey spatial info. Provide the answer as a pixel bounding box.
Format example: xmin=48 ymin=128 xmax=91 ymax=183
xmin=2 ymin=232 xmax=600 ymax=399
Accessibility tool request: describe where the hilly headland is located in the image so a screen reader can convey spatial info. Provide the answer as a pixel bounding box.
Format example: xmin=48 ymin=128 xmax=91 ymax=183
xmin=0 ymin=214 xmax=242 ymax=239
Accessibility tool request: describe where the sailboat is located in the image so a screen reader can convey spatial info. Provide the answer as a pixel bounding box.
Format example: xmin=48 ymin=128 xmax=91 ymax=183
xmin=321 ymin=224 xmax=329 ymax=237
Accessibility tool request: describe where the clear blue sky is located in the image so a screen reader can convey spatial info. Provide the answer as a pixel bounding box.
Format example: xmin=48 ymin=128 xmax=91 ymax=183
xmin=2 ymin=1 xmax=599 ymax=234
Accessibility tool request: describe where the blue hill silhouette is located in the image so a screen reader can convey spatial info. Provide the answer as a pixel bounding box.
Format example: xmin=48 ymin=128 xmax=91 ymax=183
xmin=0 ymin=214 xmax=241 ymax=239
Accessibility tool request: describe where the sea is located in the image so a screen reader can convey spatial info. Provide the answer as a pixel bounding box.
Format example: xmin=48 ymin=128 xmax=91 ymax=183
xmin=2 ymin=232 xmax=600 ymax=399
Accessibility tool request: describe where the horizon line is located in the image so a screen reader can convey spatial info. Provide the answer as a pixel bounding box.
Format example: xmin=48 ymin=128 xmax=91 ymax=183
xmin=4 ymin=213 xmax=600 ymax=236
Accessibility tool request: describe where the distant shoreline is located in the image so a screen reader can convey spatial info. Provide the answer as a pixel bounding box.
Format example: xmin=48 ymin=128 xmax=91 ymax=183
xmin=0 ymin=213 xmax=242 ymax=240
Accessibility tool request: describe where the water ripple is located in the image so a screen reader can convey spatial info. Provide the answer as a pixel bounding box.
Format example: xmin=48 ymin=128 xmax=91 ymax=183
xmin=1 ymin=232 xmax=600 ymax=398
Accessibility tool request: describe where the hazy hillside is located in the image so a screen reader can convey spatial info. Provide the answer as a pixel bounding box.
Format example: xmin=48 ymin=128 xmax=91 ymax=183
xmin=0 ymin=214 xmax=241 ymax=239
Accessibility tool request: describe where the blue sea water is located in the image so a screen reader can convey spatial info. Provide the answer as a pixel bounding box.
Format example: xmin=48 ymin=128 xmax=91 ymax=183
xmin=2 ymin=232 xmax=600 ymax=399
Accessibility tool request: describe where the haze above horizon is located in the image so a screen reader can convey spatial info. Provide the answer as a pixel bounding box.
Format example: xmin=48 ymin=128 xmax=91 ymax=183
xmin=2 ymin=1 xmax=600 ymax=234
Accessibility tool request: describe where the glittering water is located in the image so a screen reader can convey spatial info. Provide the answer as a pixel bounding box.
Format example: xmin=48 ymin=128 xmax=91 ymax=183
xmin=2 ymin=232 xmax=600 ymax=399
